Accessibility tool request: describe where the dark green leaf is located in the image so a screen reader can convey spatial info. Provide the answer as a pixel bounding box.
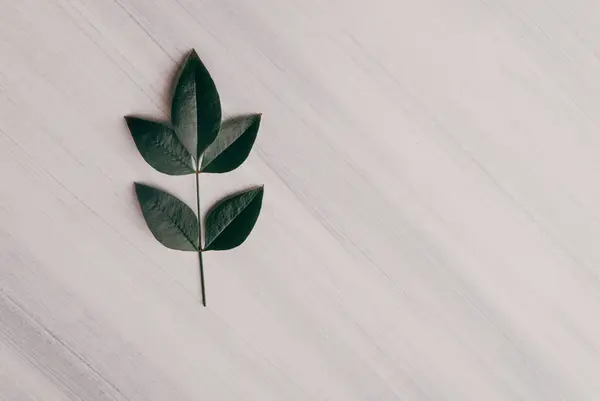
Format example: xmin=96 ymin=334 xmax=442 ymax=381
xmin=125 ymin=117 xmax=195 ymax=175
xmin=204 ymin=186 xmax=264 ymax=251
xmin=135 ymin=183 xmax=199 ymax=251
xmin=200 ymin=114 xmax=261 ymax=173
xmin=171 ymin=49 xmax=222 ymax=162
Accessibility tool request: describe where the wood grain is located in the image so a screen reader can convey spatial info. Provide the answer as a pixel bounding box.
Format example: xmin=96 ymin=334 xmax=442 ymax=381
xmin=2 ymin=0 xmax=600 ymax=399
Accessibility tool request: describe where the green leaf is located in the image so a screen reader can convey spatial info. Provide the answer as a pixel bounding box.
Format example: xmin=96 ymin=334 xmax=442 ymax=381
xmin=134 ymin=183 xmax=199 ymax=251
xmin=200 ymin=114 xmax=261 ymax=173
xmin=171 ymin=49 xmax=222 ymax=162
xmin=204 ymin=186 xmax=264 ymax=251
xmin=125 ymin=117 xmax=195 ymax=175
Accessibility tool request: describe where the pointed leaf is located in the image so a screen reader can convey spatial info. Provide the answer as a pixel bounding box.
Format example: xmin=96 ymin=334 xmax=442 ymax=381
xmin=204 ymin=186 xmax=264 ymax=251
xmin=125 ymin=117 xmax=195 ymax=175
xmin=171 ymin=49 xmax=222 ymax=162
xmin=135 ymin=183 xmax=199 ymax=251
xmin=200 ymin=114 xmax=261 ymax=173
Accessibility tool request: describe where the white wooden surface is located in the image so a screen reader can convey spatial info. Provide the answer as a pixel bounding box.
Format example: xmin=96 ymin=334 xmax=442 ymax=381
xmin=1 ymin=0 xmax=600 ymax=400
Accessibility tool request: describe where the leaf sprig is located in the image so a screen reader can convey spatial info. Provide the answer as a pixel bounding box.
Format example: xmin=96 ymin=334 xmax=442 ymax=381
xmin=126 ymin=49 xmax=264 ymax=306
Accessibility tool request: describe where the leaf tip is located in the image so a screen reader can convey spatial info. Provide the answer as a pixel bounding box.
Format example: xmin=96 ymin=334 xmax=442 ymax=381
xmin=252 ymin=185 xmax=265 ymax=201
xmin=249 ymin=114 xmax=262 ymax=129
xmin=188 ymin=49 xmax=201 ymax=63
xmin=250 ymin=185 xmax=264 ymax=197
xmin=124 ymin=115 xmax=135 ymax=127
xmin=134 ymin=182 xmax=149 ymax=193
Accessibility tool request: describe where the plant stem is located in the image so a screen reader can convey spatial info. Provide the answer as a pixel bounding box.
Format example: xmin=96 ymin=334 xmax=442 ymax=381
xmin=195 ymin=170 xmax=206 ymax=307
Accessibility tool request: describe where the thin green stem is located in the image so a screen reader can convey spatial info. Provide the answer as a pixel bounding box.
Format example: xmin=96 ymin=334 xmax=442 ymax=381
xmin=196 ymin=170 xmax=206 ymax=307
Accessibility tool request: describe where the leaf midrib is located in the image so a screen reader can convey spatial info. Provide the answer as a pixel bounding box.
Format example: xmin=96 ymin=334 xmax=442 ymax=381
xmin=202 ymin=133 xmax=239 ymax=170
xmin=204 ymin=190 xmax=259 ymax=249
xmin=193 ymin=72 xmax=200 ymax=160
xmin=202 ymin=118 xmax=255 ymax=170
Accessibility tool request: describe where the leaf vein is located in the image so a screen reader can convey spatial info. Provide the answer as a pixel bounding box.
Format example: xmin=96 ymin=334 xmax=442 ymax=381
xmin=150 ymin=199 xmax=197 ymax=249
xmin=154 ymin=136 xmax=192 ymax=170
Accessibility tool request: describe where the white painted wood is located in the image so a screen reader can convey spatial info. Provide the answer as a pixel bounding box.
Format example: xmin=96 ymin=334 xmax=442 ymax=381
xmin=1 ymin=0 xmax=600 ymax=399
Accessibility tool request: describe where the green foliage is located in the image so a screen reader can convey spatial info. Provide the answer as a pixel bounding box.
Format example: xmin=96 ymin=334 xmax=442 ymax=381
xmin=134 ymin=183 xmax=199 ymax=251
xmin=204 ymin=187 xmax=264 ymax=251
xmin=125 ymin=117 xmax=195 ymax=175
xmin=201 ymin=114 xmax=261 ymax=173
xmin=171 ymin=49 xmax=222 ymax=162
xmin=126 ymin=49 xmax=264 ymax=306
